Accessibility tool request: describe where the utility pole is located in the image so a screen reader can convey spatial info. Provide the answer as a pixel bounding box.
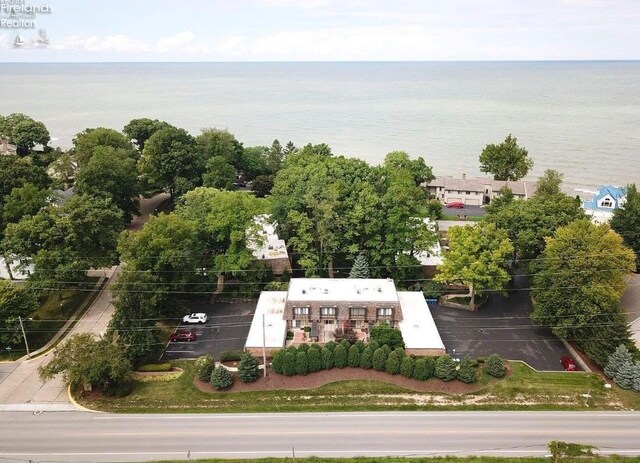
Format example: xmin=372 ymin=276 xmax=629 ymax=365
xmin=262 ymin=313 xmax=267 ymax=378
xmin=18 ymin=316 xmax=30 ymax=358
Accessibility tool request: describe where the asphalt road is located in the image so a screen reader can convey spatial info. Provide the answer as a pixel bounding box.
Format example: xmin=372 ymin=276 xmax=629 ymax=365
xmin=1 ymin=411 xmax=639 ymax=462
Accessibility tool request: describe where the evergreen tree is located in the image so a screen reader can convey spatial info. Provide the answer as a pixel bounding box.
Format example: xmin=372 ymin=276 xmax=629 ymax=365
xmin=210 ymin=366 xmax=233 ymax=390
xmin=295 ymin=351 xmax=309 ymax=376
xmin=195 ymin=355 xmax=215 ymax=382
xmin=297 ymin=343 xmax=309 ymax=352
xmin=339 ymin=339 xmax=351 ymax=351
xmin=368 ymin=340 xmax=380 ymax=352
xmin=237 ymin=352 xmax=260 ymax=383
xmin=386 ymin=351 xmax=402 ymax=375
xmin=412 ymin=357 xmax=429 ymax=380
xmin=334 ymin=344 xmax=348 ymax=368
xmin=349 ymin=251 xmax=370 ymax=279
xmin=610 ymin=184 xmax=640 ymax=271
xmin=372 ymin=347 xmax=388 ymax=371
xmin=348 ymin=344 xmax=361 ymax=367
xmin=360 ymin=347 xmax=374 ymax=369
xmin=435 ymin=354 xmax=457 ymax=381
xmin=282 ymin=352 xmax=297 ymax=376
xmin=457 ymin=357 xmax=477 ymax=384
xmin=633 ymin=362 xmax=640 ymax=392
xmin=354 ymin=340 xmax=367 ymax=353
xmin=484 ymin=354 xmax=506 ymax=378
xmin=424 ymin=357 xmax=436 ymax=379
xmin=324 ymin=341 xmax=337 ymax=352
xmin=615 ymin=361 xmax=636 ymax=390
xmin=307 ymin=347 xmax=322 ymax=373
xmin=321 ymin=347 xmax=334 ymax=370
xmin=400 ymin=356 xmax=414 ymax=378
xmin=604 ymin=344 xmax=634 ymax=379
xmin=271 ymin=349 xmax=286 ymax=375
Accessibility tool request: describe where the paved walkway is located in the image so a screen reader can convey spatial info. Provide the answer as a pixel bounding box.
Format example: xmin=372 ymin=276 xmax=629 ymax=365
xmin=0 ymin=194 xmax=168 ymax=408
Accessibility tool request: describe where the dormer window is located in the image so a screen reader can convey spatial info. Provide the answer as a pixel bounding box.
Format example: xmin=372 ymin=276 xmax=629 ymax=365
xmin=601 ymin=198 xmax=613 ymax=208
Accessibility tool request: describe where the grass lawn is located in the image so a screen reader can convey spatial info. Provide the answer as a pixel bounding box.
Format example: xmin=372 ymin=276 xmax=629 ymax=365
xmin=0 ymin=277 xmax=100 ymax=361
xmin=155 ymin=458 xmax=640 ymax=463
xmin=78 ymin=360 xmax=640 ymax=414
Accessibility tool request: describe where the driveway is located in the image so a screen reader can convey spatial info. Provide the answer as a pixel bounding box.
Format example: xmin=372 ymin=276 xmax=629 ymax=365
xmin=163 ymin=300 xmax=257 ymax=361
xmin=431 ymin=273 xmax=571 ymax=371
xmin=444 ymin=204 xmax=486 ymax=217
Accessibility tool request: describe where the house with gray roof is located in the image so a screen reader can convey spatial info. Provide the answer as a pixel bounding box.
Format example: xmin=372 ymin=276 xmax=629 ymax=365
xmin=425 ymin=174 xmax=537 ymax=205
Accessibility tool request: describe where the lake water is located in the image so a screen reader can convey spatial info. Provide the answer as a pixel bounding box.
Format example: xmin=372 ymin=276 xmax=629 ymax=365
xmin=1 ymin=61 xmax=639 ymax=191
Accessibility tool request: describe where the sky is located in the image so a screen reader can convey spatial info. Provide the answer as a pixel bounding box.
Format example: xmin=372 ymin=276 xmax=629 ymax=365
xmin=0 ymin=0 xmax=639 ymax=62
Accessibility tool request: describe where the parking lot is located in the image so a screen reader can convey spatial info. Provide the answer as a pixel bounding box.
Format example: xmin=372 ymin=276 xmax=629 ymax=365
xmin=430 ymin=274 xmax=573 ymax=371
xmin=163 ymin=300 xmax=257 ymax=361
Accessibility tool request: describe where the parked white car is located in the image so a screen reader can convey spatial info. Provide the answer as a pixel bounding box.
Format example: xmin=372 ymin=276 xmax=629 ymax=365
xmin=182 ymin=313 xmax=208 ymax=324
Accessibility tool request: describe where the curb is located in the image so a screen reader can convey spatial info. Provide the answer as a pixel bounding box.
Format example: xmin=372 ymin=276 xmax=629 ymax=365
xmin=560 ymin=338 xmax=592 ymax=373
xmin=67 ymin=384 xmax=103 ymax=413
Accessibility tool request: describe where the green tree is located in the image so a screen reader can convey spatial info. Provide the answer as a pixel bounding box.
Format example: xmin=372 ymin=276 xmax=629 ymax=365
xmin=271 ymin=349 xmax=286 ymax=374
xmin=251 ymin=175 xmax=274 ymax=198
xmin=139 ymin=126 xmax=199 ymax=198
xmin=400 ymin=356 xmax=414 ymax=378
xmin=360 ymin=346 xmax=373 ymax=369
xmin=435 ymin=222 xmax=513 ymax=307
xmin=457 ymin=357 xmax=477 ymax=383
xmin=38 ymin=333 xmax=132 ymax=391
xmin=435 ymin=354 xmax=457 ymax=381
xmin=307 ymin=347 xmax=322 ymax=372
xmin=425 ymin=199 xmax=443 ymax=220
xmin=412 ymin=357 xmax=429 ymax=380
xmin=195 ymin=128 xmax=243 ymax=168
xmin=535 ymin=169 xmax=564 ymax=197
xmin=424 ymin=357 xmax=436 ymax=378
xmin=611 ymin=184 xmax=640 ymax=271
xmin=334 ymin=343 xmax=348 ymax=368
xmin=282 ymin=352 xmax=297 ymax=376
xmin=295 ymin=351 xmax=309 ymax=375
xmin=123 ymin=118 xmax=170 ymax=151
xmin=532 ymin=220 xmax=636 ymax=364
xmin=46 ymin=152 xmax=76 ymax=188
xmin=485 ymin=186 xmax=514 ymax=215
xmin=348 ymin=344 xmax=361 ymax=367
xmin=383 ymin=151 xmax=435 ymax=186
xmin=484 ymin=354 xmax=506 ymax=378
xmin=604 ymin=344 xmax=634 ymax=380
xmin=479 ymin=134 xmax=533 ymax=181
xmin=370 ymin=324 xmax=405 ymax=349
xmin=237 ymin=352 xmax=261 ymax=383
xmin=2 ymin=183 xmax=49 ymax=226
xmin=372 ymin=347 xmax=387 ymax=371
xmin=202 ymin=156 xmax=236 ymax=190
xmin=210 ymin=365 xmax=234 ymax=390
xmin=74 ymin=146 xmax=141 ymax=223
xmin=0 ymin=156 xmax=51 ymax=202
xmin=195 ymin=355 xmax=215 ymax=382
xmin=12 ymin=119 xmax=50 ymax=156
xmin=385 ymin=350 xmax=402 ymax=375
xmin=349 ymin=252 xmax=370 ymax=279
xmin=0 ymin=281 xmax=37 ymax=345
xmin=321 ymin=347 xmax=334 ymax=370
xmin=72 ymin=127 xmax=136 ymax=166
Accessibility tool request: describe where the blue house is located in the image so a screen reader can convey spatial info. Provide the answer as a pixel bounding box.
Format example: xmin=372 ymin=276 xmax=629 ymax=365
xmin=582 ymin=185 xmax=627 ymax=223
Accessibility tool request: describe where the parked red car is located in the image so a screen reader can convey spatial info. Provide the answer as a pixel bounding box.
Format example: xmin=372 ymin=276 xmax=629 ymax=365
xmin=170 ymin=329 xmax=197 ymax=342
xmin=560 ymin=356 xmax=577 ymax=371
xmin=446 ymin=201 xmax=465 ymax=209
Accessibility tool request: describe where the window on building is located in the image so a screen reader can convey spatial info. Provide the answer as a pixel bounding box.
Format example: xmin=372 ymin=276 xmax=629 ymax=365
xmin=377 ymin=308 xmax=393 ymax=319
xmin=349 ymin=307 xmax=366 ymax=319
xmin=465 ymin=191 xmax=470 ymax=195
xmin=601 ymin=198 xmax=613 ymax=208
xmin=293 ymin=307 xmax=309 ymax=318
xmin=320 ymin=307 xmax=336 ymax=318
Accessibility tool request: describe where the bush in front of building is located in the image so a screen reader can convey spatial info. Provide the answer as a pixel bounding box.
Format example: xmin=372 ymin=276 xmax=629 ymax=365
xmin=348 ymin=344 xmax=361 ymax=367
xmin=334 ymin=344 xmax=348 ymax=368
xmin=282 ymin=352 xmax=297 ymax=376
xmin=457 ymin=357 xmax=478 ymax=384
xmin=237 ymin=352 xmax=260 ymax=383
xmin=271 ymin=350 xmax=286 ymax=375
xmin=368 ymin=340 xmax=380 ymax=352
xmin=412 ymin=357 xmax=429 ymax=380
xmin=210 ymin=366 xmax=233 ymax=391
xmin=195 ymin=355 xmax=215 ymax=382
xmin=297 ymin=343 xmax=309 ymax=352
xmin=484 ymin=354 xmax=506 ymax=378
xmin=321 ymin=347 xmax=334 ymax=370
xmin=435 ymin=354 xmax=457 ymax=382
xmin=324 ymin=341 xmax=337 ymax=352
xmin=309 ymin=343 xmax=322 ymax=352
xmin=296 ymin=351 xmax=309 ymax=375
xmin=219 ymin=350 xmax=244 ymax=362
xmin=401 ymin=356 xmax=414 ymax=378
xmin=360 ymin=346 xmax=374 ymax=369
xmin=339 ymin=339 xmax=351 ymax=351
xmin=385 ymin=350 xmax=402 ymax=375
xmin=354 ymin=340 xmax=367 ymax=353
xmin=372 ymin=347 xmax=388 ymax=371
xmin=307 ymin=347 xmax=322 ymax=373
xmin=370 ymin=324 xmax=405 ymax=349
xmin=424 ymin=356 xmax=436 ymax=379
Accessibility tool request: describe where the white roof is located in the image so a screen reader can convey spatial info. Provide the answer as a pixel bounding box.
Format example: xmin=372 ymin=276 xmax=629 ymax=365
xmin=287 ymin=278 xmax=398 ymax=302
xmin=436 ymin=220 xmax=478 ymax=232
xmin=397 ymin=292 xmax=445 ymax=351
xmin=416 ymin=242 xmax=443 ymax=266
xmin=247 ymin=214 xmax=289 ymax=261
xmin=245 ymin=291 xmax=288 ymax=349
xmin=0 ymin=258 xmax=32 ymax=280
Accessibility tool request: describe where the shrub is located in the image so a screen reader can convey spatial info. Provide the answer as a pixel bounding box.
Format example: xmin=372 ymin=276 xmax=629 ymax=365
xmin=308 ymin=347 xmax=322 ymax=372
xmin=194 ymin=355 xmax=213 ymax=371
xmin=296 ymin=351 xmax=309 ymax=376
xmin=354 ymin=341 xmax=367 ymax=353
xmin=484 ymin=354 xmax=506 ymax=378
xmin=219 ymin=350 xmax=244 ymax=362
xmin=382 ymin=344 xmax=392 ymax=358
xmin=303 ymin=326 xmax=311 ymax=333
xmin=334 ymin=344 xmax=348 ymax=368
xmin=210 ymin=366 xmax=233 ymax=390
xmin=194 ymin=355 xmax=214 ymax=382
xmin=457 ymin=357 xmax=477 ymax=384
xmin=286 ymin=330 xmax=294 ymax=340
xmin=115 ymin=381 xmax=134 ymax=398
xmin=309 ymin=343 xmax=322 ymax=352
xmin=286 ymin=346 xmax=298 ymax=355
xmin=368 ymin=340 xmax=380 ymax=352
xmin=614 ymin=361 xmax=636 ymax=389
xmin=360 ymin=347 xmax=373 ymax=369
xmin=237 ymin=352 xmax=260 ymax=383
xmin=604 ymin=344 xmax=634 ymax=379
xmin=324 ymin=341 xmax=337 ymax=352
xmin=370 ymin=324 xmax=405 ymax=349
xmin=298 ymin=343 xmax=309 ymax=352
xmin=348 ymin=345 xmax=361 ymax=367
xmin=394 ymin=347 xmax=406 ymax=358
xmin=321 ymin=347 xmax=334 ymax=370
xmin=339 ymin=339 xmax=351 ymax=351
xmin=271 ymin=350 xmax=286 ymax=375
xmin=372 ymin=347 xmax=387 ymax=371
xmin=138 ymin=363 xmax=172 ymax=372
xmin=424 ymin=357 xmax=436 ymax=379
xmin=334 ymin=327 xmax=358 ymax=344
xmin=413 ymin=358 xmax=429 ymax=380
xmin=386 ymin=351 xmax=401 ymax=375
xmin=401 ymin=356 xmax=414 ymax=378
xmin=282 ymin=352 xmax=297 ymax=376
xmin=435 ymin=354 xmax=457 ymax=381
